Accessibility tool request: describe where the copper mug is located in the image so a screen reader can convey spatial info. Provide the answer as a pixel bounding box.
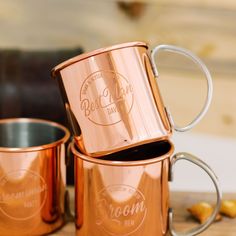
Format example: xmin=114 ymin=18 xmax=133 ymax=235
xmin=0 ymin=118 xmax=70 ymax=235
xmin=52 ymin=42 xmax=213 ymax=157
xmin=71 ymin=140 xmax=221 ymax=236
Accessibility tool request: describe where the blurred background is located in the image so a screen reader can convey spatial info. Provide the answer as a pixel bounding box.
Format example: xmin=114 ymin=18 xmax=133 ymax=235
xmin=0 ymin=0 xmax=235 ymax=192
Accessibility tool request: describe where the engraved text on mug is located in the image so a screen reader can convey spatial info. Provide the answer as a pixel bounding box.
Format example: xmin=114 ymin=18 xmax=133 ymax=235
xmin=80 ymin=71 xmax=134 ymax=126
xmin=95 ymin=185 xmax=147 ymax=236
xmin=0 ymin=170 xmax=47 ymax=221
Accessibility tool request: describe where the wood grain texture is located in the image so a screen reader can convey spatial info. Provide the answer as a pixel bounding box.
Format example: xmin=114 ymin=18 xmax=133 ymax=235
xmin=168 ymin=192 xmax=236 ymax=236
xmin=125 ymin=0 xmax=236 ymax=10
xmin=0 ymin=0 xmax=236 ymax=64
xmin=156 ymin=67 xmax=236 ymax=138
xmin=0 ymin=1 xmax=235 ymax=138
xmin=52 ymin=188 xmax=236 ymax=235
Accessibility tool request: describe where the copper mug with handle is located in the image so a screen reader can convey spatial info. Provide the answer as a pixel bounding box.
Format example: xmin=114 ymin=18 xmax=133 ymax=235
xmin=52 ymin=42 xmax=212 ymax=157
xmin=71 ymin=140 xmax=221 ymax=236
xmin=0 ymin=118 xmax=70 ymax=236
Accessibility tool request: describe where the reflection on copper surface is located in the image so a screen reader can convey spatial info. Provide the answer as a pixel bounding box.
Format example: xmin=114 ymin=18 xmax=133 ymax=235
xmin=72 ymin=141 xmax=170 ymax=236
xmin=72 ymin=140 xmax=221 ymax=236
xmin=53 ymin=42 xmax=171 ymax=157
xmin=0 ymin=118 xmax=70 ymax=236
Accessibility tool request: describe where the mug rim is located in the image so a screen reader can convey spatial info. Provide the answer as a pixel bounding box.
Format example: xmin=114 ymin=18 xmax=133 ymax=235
xmin=0 ymin=118 xmax=70 ymax=153
xmin=51 ymin=41 xmax=148 ymax=77
xmin=71 ymin=140 xmax=174 ymax=166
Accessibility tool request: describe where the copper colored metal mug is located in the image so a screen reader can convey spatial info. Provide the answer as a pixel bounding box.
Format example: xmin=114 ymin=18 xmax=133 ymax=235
xmin=0 ymin=118 xmax=70 ymax=236
xmin=52 ymin=42 xmax=213 ymax=157
xmin=71 ymin=140 xmax=221 ymax=236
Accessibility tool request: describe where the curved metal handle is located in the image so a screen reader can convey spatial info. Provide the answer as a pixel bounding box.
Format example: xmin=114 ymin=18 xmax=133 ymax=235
xmin=168 ymin=152 xmax=222 ymax=236
xmin=150 ymin=45 xmax=213 ymax=132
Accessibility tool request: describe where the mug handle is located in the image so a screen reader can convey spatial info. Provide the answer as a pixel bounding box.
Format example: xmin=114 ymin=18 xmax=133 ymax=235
xmin=150 ymin=45 xmax=213 ymax=132
xmin=168 ymin=152 xmax=222 ymax=236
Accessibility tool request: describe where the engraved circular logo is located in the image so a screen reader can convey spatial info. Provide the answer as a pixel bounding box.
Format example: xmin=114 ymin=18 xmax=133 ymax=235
xmin=80 ymin=71 xmax=134 ymax=126
xmin=0 ymin=170 xmax=47 ymax=221
xmin=95 ymin=185 xmax=147 ymax=235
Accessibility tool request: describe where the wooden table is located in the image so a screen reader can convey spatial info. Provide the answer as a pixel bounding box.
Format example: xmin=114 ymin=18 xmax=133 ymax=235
xmin=168 ymin=192 xmax=236 ymax=236
xmin=53 ymin=188 xmax=236 ymax=235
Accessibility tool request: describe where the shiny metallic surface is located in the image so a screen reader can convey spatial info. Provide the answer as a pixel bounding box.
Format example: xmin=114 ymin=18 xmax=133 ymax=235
xmin=72 ymin=140 xmax=171 ymax=236
xmin=150 ymin=45 xmax=213 ymax=132
xmin=52 ymin=41 xmax=213 ymax=158
xmin=0 ymin=118 xmax=70 ymax=236
xmin=52 ymin=42 xmax=171 ymax=157
xmin=169 ymin=153 xmax=222 ymax=236
xmin=72 ymin=140 xmax=221 ymax=236
xmin=52 ymin=42 xmax=148 ymax=75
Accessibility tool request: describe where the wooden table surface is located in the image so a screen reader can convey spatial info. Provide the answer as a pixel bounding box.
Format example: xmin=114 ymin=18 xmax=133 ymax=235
xmin=52 ymin=188 xmax=236 ymax=235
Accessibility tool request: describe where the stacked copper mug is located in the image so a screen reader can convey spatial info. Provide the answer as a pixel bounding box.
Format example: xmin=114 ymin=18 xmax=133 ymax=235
xmin=52 ymin=42 xmax=221 ymax=236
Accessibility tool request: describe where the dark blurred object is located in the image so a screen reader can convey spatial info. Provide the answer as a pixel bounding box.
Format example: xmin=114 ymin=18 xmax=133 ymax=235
xmin=117 ymin=1 xmax=146 ymax=19
xmin=0 ymin=47 xmax=83 ymax=185
xmin=0 ymin=48 xmax=83 ymax=123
